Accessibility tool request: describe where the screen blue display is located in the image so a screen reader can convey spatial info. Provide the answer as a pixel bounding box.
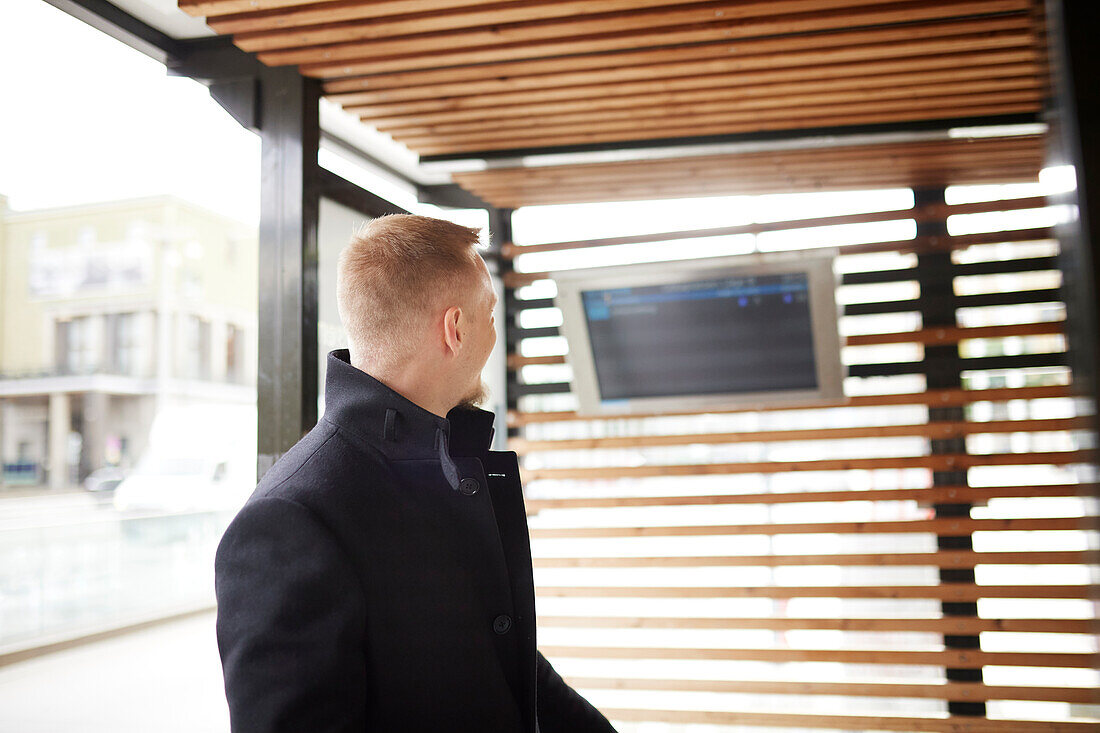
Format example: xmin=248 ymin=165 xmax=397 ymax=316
xmin=581 ymin=272 xmax=818 ymax=401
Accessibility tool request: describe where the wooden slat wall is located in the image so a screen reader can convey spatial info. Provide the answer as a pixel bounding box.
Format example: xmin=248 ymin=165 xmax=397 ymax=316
xmin=502 ymin=171 xmax=1100 ymax=730
xmin=177 ymin=0 xmax=1049 ymax=158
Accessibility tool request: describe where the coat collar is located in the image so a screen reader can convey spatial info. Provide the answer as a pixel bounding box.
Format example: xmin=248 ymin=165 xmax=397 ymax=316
xmin=322 ymin=348 xmax=496 ymax=462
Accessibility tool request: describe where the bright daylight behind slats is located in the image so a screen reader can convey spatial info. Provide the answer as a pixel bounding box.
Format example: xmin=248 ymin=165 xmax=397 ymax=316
xmin=501 ymin=174 xmax=1099 ymax=731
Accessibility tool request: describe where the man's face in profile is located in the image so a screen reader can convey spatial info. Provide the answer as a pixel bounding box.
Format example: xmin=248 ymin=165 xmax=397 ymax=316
xmin=455 ymin=255 xmax=498 ymax=410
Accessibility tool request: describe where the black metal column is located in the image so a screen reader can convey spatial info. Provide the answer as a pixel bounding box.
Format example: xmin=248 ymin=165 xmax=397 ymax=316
xmin=1045 ymin=1 xmax=1100 ymax=647
xmin=488 ymin=208 xmax=521 ymax=432
xmin=914 ymin=187 xmax=986 ymax=717
xmin=1046 ymin=0 xmax=1100 ymax=436
xmin=256 ymin=66 xmax=322 ymax=479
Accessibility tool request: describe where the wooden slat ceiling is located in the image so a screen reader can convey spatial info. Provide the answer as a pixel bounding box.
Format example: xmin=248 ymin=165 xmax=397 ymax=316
xmin=178 ymin=0 xmax=1048 ymax=163
xmin=180 ymin=0 xmax=1047 ymax=205
xmin=454 ymin=133 xmax=1044 ymax=208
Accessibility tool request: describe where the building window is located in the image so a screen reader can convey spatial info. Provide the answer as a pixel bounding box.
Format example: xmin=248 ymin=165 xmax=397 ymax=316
xmin=226 ymin=323 xmax=244 ymax=384
xmin=55 ymin=316 xmax=96 ymax=374
xmin=184 ymin=315 xmax=211 ymax=380
xmin=105 ymin=312 xmax=138 ymax=376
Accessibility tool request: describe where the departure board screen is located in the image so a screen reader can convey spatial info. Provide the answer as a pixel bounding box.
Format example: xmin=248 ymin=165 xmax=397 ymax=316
xmin=581 ymin=272 xmax=818 ymax=402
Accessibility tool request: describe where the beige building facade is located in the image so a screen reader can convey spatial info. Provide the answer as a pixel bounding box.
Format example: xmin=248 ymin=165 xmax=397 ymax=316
xmin=0 ymin=193 xmax=257 ymax=489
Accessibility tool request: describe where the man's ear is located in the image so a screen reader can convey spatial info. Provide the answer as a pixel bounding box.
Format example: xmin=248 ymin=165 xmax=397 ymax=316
xmin=442 ymin=305 xmax=463 ymax=356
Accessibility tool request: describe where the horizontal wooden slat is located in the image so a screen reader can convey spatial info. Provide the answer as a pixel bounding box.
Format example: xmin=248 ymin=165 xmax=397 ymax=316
xmin=242 ymin=0 xmax=929 ymax=57
xmin=508 ymin=384 xmax=1072 ymax=426
xmin=476 ymin=164 xmax=1044 ymax=207
xmin=502 ymin=227 xmax=1056 ymax=287
xmin=844 ymin=285 xmax=1061 ymax=317
xmin=467 ymin=163 xmax=1045 ymax=209
xmin=343 ymin=48 xmax=1037 ymax=117
xmin=563 ymin=676 xmax=1100 ymax=703
xmin=598 ymin=708 xmax=1096 ymax=732
xmin=405 ymin=98 xmax=1035 ymax=152
xmin=533 ymin=550 xmax=1097 ymax=570
xmin=454 ymin=133 xmax=1042 ymax=207
xmin=505 ymin=316 xmax=1065 ymax=348
xmin=539 ymin=614 xmax=1099 ymax=634
xmin=535 ymin=584 xmax=1094 ymax=600
xmin=312 ymin=14 xmax=1033 ymax=93
xmin=374 ymin=65 xmax=1039 ymax=130
xmin=510 ymin=415 xmax=1084 ymax=453
xmin=482 ymin=167 xmax=1043 ymax=207
xmin=178 ymin=0 xmax=342 ymax=16
xmin=521 ymin=450 xmax=1093 ymax=481
xmin=555 ymin=350 xmax=1067 ymax=385
xmin=395 ymin=88 xmax=1040 ymax=146
xmin=525 ymin=485 xmax=1092 ymax=513
xmin=846 ymin=321 xmax=1064 ymax=346
xmin=510 ymin=350 xmax=1071 ymax=394
xmin=209 ymin=0 xmax=724 ymax=36
xmin=410 ymin=101 xmax=1041 ymax=156
xmin=385 ymin=78 xmax=1040 ymax=139
xmin=500 ymin=194 xmax=1047 ymax=258
xmin=529 ymin=515 xmax=1093 ymax=539
xmin=506 ymin=322 xmax=1066 ymax=369
xmin=542 ymin=644 xmax=1098 ymax=667
xmin=467 ymin=139 xmax=1040 ymax=188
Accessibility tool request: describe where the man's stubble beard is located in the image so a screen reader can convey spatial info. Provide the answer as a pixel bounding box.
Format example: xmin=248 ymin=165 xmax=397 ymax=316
xmin=456 ymin=378 xmax=490 ymax=410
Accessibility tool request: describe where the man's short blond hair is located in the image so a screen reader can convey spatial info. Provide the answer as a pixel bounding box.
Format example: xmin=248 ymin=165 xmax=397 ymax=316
xmin=336 ymin=214 xmax=485 ymax=369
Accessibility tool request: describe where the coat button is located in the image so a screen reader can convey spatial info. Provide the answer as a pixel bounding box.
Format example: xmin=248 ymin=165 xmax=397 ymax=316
xmin=458 ymin=478 xmax=480 ymax=496
xmin=492 ymin=614 xmax=512 ymax=634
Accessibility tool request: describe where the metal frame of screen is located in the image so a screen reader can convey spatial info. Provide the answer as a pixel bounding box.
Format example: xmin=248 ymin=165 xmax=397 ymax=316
xmin=553 ymin=250 xmax=844 ymax=415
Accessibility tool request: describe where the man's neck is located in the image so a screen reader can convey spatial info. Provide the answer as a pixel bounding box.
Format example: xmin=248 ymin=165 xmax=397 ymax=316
xmin=353 ymin=359 xmax=454 ymax=418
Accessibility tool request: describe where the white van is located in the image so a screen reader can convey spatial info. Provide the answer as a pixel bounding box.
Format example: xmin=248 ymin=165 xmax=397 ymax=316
xmin=113 ymin=403 xmax=257 ymax=515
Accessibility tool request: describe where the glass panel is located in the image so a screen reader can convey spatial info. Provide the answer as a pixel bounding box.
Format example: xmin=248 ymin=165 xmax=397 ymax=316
xmin=0 ymin=0 xmax=259 ymax=657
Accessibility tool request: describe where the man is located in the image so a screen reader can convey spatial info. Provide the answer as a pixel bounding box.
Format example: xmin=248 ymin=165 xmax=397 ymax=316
xmin=214 ymin=214 xmax=617 ymax=733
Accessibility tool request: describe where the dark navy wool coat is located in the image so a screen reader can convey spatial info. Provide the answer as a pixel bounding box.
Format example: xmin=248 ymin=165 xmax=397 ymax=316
xmin=215 ymin=348 xmax=617 ymax=733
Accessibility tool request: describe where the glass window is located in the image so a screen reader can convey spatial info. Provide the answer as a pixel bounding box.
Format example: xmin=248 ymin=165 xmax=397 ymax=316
xmin=0 ymin=0 xmax=259 ymax=672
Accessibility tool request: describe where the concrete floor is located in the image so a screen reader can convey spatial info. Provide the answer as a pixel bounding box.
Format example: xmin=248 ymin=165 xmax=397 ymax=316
xmin=0 ymin=611 xmax=229 ymax=733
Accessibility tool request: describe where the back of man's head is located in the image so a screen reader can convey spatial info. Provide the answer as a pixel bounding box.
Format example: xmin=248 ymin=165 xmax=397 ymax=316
xmin=336 ymin=214 xmax=484 ymax=371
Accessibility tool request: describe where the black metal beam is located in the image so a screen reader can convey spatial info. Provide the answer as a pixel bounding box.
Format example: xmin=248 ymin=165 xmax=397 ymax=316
xmin=166 ymin=36 xmax=267 ymax=83
xmin=319 ymin=167 xmax=409 ymax=219
xmin=417 ymin=113 xmax=1042 ymax=164
xmin=164 ymin=37 xmax=270 ymax=131
xmin=418 ymin=183 xmax=491 ymax=211
xmin=319 ymin=135 xmax=491 ymax=213
xmin=319 ymin=129 xmax=421 ymax=190
xmin=256 ymin=66 xmax=322 ymax=480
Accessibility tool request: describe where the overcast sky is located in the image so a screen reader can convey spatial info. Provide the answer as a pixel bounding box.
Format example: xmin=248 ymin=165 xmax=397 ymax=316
xmin=0 ymin=0 xmax=261 ymax=223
